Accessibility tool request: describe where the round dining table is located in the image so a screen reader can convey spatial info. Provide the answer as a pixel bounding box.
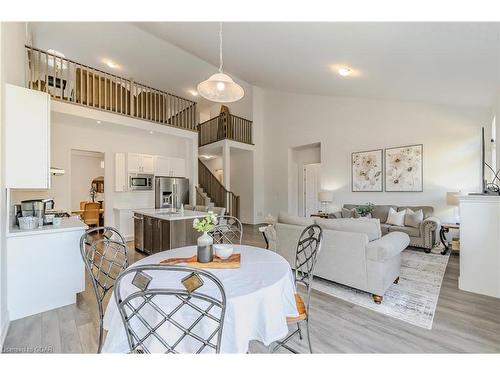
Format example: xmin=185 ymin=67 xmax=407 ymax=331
xmin=102 ymin=245 xmax=298 ymax=353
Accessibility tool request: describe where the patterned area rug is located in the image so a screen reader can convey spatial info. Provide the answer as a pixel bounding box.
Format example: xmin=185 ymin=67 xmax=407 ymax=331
xmin=312 ymin=247 xmax=450 ymax=329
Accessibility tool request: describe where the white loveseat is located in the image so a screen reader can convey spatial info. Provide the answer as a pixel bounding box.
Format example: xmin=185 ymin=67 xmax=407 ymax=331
xmin=265 ymin=213 xmax=410 ymax=303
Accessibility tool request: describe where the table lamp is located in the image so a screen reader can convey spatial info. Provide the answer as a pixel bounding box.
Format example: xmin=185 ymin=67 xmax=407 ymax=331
xmin=318 ymin=191 xmax=333 ymax=213
xmin=447 ymin=191 xmax=460 ymax=224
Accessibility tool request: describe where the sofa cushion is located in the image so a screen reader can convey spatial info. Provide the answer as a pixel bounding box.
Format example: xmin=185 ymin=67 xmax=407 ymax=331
xmin=386 ymin=207 xmax=405 ymax=226
xmin=343 ymin=204 xmax=397 ymax=223
xmin=315 ymin=217 xmax=382 ymax=241
xmin=278 ymin=212 xmax=314 ymax=227
xmin=380 ymin=223 xmax=392 ymax=235
xmin=404 ymin=208 xmax=424 ymax=228
xmin=388 ymin=225 xmax=420 ymax=237
xmin=397 ymin=206 xmax=434 ymax=219
xmin=341 ymin=207 xmax=359 ymax=218
xmin=366 ymin=231 xmax=410 ymax=262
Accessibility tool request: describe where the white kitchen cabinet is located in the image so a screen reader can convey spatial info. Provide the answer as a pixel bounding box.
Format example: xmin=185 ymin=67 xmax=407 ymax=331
xmin=155 ymin=156 xmax=171 ymax=176
xmin=115 ymin=152 xmax=127 ymax=191
xmin=127 ymin=153 xmax=142 ymax=173
xmin=141 ymin=154 xmax=155 ymax=173
xmin=170 ymin=157 xmax=186 ymax=177
xmin=155 ymin=156 xmax=186 ymax=177
xmin=5 ymin=84 xmax=51 ymax=189
xmin=127 ymin=153 xmax=155 ymax=174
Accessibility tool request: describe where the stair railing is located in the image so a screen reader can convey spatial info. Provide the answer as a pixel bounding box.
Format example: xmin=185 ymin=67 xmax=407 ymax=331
xmin=25 ymin=45 xmax=197 ymax=132
xmin=198 ymin=159 xmax=240 ymax=218
xmin=198 ymin=112 xmax=253 ymax=146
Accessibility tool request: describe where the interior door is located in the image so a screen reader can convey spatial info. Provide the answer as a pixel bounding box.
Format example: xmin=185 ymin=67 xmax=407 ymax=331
xmin=303 ymin=163 xmax=321 ymax=217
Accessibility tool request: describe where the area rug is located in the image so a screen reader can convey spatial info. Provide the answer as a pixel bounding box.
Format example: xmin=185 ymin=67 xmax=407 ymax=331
xmin=312 ymin=247 xmax=450 ymax=329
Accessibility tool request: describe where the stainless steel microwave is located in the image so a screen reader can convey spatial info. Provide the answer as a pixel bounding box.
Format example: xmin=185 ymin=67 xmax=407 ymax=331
xmin=128 ymin=173 xmax=153 ymax=190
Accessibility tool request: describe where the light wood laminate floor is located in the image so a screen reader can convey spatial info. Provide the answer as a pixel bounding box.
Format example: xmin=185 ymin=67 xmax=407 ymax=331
xmin=2 ymin=224 xmax=500 ymax=353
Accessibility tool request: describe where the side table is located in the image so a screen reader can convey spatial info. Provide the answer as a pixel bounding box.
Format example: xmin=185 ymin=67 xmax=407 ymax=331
xmin=440 ymin=223 xmax=460 ymax=255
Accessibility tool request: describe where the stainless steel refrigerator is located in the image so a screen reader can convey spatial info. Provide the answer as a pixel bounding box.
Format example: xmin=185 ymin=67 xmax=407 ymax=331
xmin=155 ymin=176 xmax=190 ymax=210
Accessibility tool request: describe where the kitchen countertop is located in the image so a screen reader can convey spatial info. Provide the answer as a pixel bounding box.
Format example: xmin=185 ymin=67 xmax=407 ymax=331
xmin=7 ymin=217 xmax=88 ymax=238
xmin=133 ymin=209 xmax=210 ymax=221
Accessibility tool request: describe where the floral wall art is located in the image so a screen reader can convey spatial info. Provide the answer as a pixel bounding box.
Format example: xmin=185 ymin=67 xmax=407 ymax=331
xmin=351 ymin=149 xmax=383 ymax=192
xmin=384 ymin=144 xmax=423 ymax=192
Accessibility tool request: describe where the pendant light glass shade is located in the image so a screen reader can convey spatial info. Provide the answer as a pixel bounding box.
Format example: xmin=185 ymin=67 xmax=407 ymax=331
xmin=197 ymin=72 xmax=244 ymax=103
xmin=196 ymin=23 xmax=244 ymax=103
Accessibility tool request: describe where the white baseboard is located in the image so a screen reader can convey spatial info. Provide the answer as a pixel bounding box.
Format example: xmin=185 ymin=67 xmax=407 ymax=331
xmin=0 ymin=313 xmax=10 ymax=349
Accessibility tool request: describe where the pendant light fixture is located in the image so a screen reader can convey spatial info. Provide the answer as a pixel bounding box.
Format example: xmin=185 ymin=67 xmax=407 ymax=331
xmin=197 ymin=22 xmax=244 ymax=103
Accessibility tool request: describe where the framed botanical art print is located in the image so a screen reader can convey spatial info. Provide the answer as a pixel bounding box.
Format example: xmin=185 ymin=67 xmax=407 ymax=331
xmin=351 ymin=149 xmax=383 ymax=192
xmin=385 ymin=144 xmax=423 ymax=192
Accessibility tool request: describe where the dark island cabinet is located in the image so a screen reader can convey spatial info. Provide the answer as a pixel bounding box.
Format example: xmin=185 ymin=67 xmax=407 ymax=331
xmin=139 ymin=215 xmax=199 ymax=254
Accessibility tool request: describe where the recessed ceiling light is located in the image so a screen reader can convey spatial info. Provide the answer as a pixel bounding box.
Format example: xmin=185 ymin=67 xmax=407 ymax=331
xmin=96 ymin=120 xmax=101 ymax=124
xmin=338 ymin=67 xmax=352 ymax=77
xmin=103 ymin=59 xmax=120 ymax=69
xmin=149 ymin=130 xmax=154 ymax=135
xmin=189 ymin=90 xmax=199 ymax=97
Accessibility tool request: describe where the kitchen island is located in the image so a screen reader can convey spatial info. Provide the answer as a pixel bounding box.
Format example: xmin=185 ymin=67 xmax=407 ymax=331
xmin=133 ymin=209 xmax=209 ymax=254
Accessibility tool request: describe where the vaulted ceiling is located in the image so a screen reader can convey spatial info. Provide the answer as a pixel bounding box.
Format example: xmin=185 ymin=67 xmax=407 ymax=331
xmin=32 ymin=22 xmax=500 ymax=109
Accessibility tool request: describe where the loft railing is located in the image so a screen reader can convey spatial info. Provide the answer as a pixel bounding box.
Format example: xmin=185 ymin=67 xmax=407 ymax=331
xmin=198 ymin=112 xmax=253 ymax=146
xmin=25 ymin=45 xmax=197 ymax=132
xmin=198 ymin=159 xmax=240 ymax=218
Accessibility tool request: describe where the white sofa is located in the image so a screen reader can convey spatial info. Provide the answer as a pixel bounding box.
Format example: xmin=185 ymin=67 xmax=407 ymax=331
xmin=265 ymin=213 xmax=410 ymax=303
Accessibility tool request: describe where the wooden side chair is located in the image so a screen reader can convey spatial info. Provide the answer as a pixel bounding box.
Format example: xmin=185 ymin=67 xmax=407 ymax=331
xmin=83 ymin=202 xmax=101 ymax=227
xmin=272 ymin=224 xmax=323 ymax=354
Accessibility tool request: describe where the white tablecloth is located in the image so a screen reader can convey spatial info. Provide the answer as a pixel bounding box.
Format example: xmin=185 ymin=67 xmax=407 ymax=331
xmin=102 ymin=245 xmax=298 ymax=353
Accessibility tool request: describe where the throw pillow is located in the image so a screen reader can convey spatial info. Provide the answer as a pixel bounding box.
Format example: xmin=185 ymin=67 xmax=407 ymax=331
xmin=386 ymin=207 xmax=405 ymax=226
xmin=405 ymin=208 xmax=424 ymax=228
xmin=341 ymin=207 xmax=359 ymax=218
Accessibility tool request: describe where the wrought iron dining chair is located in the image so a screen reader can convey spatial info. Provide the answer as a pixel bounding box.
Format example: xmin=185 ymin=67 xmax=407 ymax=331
xmin=272 ymin=224 xmax=322 ymax=354
xmin=80 ymin=226 xmax=129 ymax=353
xmin=114 ymin=265 xmax=227 ymax=353
xmin=208 ymin=215 xmax=243 ymax=245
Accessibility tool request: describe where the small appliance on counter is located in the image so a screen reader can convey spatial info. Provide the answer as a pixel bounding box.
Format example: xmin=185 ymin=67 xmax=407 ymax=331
xmin=18 ymin=198 xmax=56 ymax=226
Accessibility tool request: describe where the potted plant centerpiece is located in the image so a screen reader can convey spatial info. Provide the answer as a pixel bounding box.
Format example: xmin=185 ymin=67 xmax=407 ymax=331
xmin=193 ymin=212 xmax=218 ymax=263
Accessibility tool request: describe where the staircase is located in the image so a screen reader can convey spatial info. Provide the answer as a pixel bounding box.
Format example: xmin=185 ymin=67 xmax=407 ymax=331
xmin=195 ymin=186 xmax=215 ymax=208
xmin=198 ymin=159 xmax=240 ymax=218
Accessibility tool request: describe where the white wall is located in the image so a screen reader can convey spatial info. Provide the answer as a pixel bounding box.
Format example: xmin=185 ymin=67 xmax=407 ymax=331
xmin=0 ymin=21 xmax=26 ymax=344
xmin=11 ymin=110 xmax=196 ymax=228
xmin=70 ymin=152 xmax=104 ymax=210
xmin=230 ymin=149 xmax=254 ymax=224
xmin=259 ymin=89 xmax=490 ymax=223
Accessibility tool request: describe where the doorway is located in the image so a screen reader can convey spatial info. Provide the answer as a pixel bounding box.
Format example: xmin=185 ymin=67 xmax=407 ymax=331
xmin=289 ymin=143 xmax=321 ymax=217
xmin=70 ymin=149 xmax=105 ymax=226
xmin=303 ymin=163 xmax=321 ymax=217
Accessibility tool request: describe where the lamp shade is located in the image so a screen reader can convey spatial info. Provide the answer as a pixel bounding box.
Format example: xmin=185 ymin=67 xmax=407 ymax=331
xmin=197 ymin=73 xmax=244 ymax=103
xmin=318 ymin=191 xmax=333 ymax=203
xmin=446 ymin=191 xmax=460 ymax=206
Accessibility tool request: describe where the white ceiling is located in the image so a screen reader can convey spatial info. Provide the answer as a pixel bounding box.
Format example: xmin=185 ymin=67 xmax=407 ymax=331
xmin=31 ymin=22 xmax=500 ymax=109
xmin=136 ymin=22 xmax=500 ymax=108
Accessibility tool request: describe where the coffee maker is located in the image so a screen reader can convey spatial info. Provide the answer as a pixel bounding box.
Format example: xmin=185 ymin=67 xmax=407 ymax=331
xmin=20 ymin=199 xmax=55 ymax=225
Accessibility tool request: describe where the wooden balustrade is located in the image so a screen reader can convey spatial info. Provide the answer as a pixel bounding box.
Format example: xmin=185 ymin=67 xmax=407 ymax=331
xmin=198 ymin=160 xmax=240 ymax=218
xmin=25 ymin=45 xmax=197 ymax=132
xmin=198 ymin=112 xmax=253 ymax=146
